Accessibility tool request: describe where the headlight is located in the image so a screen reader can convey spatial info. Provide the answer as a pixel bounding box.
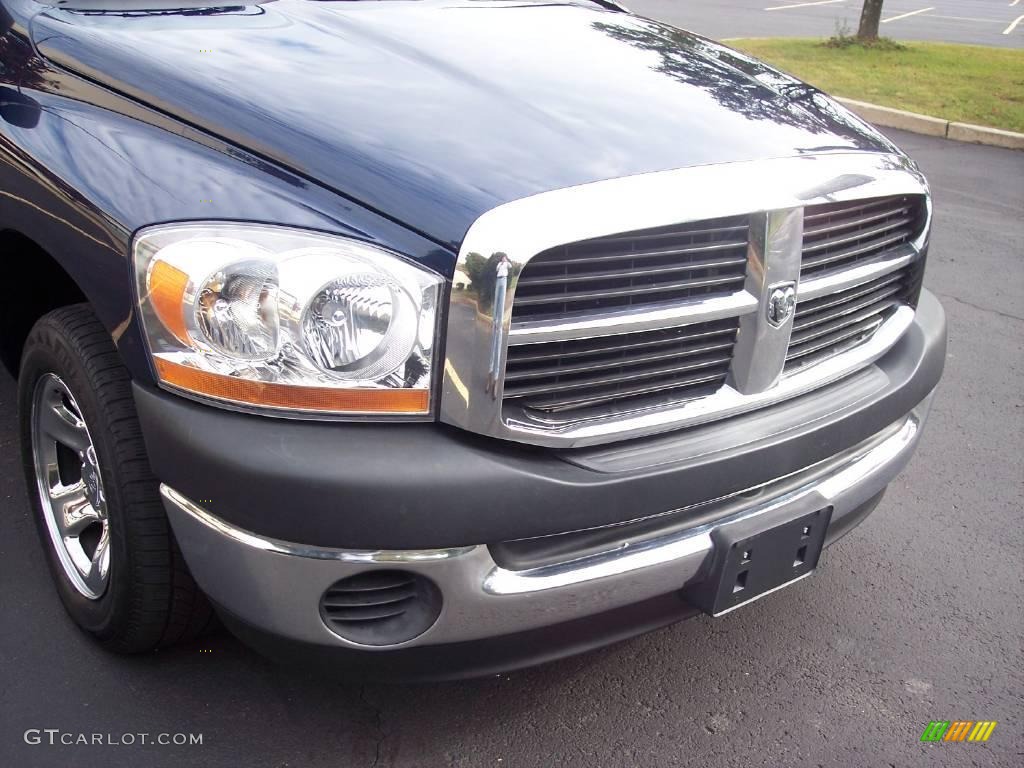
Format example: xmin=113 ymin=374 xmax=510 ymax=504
xmin=133 ymin=224 xmax=443 ymax=417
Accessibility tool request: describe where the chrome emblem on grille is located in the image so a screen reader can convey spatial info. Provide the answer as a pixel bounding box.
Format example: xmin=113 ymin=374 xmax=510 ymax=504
xmin=766 ymin=282 xmax=797 ymax=328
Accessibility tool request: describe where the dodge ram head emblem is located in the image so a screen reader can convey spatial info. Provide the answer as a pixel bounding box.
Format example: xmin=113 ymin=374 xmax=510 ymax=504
xmin=766 ymin=282 xmax=797 ymax=328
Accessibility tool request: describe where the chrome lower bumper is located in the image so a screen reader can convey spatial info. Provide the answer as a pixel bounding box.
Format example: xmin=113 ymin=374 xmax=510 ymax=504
xmin=162 ymin=395 xmax=932 ymax=650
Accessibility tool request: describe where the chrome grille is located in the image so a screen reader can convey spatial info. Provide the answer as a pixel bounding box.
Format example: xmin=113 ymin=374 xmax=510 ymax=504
xmin=504 ymin=318 xmax=738 ymax=414
xmin=501 ymin=196 xmax=926 ymax=423
xmin=511 ymin=215 xmax=749 ymax=321
xmin=801 ymin=195 xmax=924 ymax=276
xmin=442 ymin=153 xmax=932 ymax=447
xmin=786 ymin=268 xmax=912 ymax=371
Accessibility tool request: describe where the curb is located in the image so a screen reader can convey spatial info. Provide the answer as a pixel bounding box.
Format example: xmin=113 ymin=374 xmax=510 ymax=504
xmin=836 ymin=98 xmax=1024 ymax=151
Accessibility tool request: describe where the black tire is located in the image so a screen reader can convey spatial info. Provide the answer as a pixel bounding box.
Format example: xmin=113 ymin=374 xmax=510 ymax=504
xmin=18 ymin=304 xmax=213 ymax=652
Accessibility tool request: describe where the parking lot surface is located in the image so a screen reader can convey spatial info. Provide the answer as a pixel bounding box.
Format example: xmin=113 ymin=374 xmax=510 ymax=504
xmin=1 ymin=127 xmax=1021 ymax=767
xmin=628 ymin=0 xmax=1024 ymax=47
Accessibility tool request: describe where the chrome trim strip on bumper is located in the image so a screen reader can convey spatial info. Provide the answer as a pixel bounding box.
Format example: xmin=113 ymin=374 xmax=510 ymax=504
xmin=161 ymin=395 xmax=932 ymax=650
xmin=160 ymin=487 xmax=473 ymax=563
xmin=440 ymin=151 xmax=931 ymax=448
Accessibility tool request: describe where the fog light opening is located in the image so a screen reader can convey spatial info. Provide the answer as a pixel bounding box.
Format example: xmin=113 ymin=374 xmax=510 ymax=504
xmin=318 ymin=570 xmax=442 ymax=647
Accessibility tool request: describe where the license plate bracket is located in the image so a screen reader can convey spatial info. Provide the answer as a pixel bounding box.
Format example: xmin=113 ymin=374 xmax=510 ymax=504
xmin=686 ymin=505 xmax=832 ymax=617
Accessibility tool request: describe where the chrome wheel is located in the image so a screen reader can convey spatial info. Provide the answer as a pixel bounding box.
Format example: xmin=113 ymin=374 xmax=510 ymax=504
xmin=30 ymin=373 xmax=110 ymax=599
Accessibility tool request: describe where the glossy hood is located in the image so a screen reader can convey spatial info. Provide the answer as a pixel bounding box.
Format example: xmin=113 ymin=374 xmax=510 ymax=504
xmin=32 ymin=0 xmax=898 ymax=249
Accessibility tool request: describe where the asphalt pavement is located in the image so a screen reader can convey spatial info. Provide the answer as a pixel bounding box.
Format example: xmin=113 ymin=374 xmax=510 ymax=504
xmin=628 ymin=0 xmax=1024 ymax=48
xmin=1 ymin=127 xmax=1022 ymax=767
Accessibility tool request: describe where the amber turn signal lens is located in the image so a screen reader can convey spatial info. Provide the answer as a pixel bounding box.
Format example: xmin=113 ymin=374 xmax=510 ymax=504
xmin=154 ymin=359 xmax=430 ymax=414
xmin=148 ymin=260 xmax=190 ymax=344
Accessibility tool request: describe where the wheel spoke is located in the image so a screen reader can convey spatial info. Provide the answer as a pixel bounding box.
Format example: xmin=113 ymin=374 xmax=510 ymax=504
xmin=61 ymin=496 xmax=101 ymax=538
xmin=40 ymin=399 xmax=90 ymax=453
xmin=49 ymin=478 xmax=84 ymax=503
xmin=83 ymin=529 xmax=110 ymax=595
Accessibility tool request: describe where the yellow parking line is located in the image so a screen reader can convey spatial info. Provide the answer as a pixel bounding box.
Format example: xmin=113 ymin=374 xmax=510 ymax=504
xmin=882 ymin=7 xmax=935 ymax=24
xmin=765 ymin=0 xmax=843 ymax=11
xmin=444 ymin=359 xmax=469 ymax=407
xmin=1005 ymin=13 xmax=1024 ymax=33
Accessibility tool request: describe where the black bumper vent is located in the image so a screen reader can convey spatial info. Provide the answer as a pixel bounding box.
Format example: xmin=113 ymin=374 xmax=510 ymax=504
xmin=319 ymin=570 xmax=441 ymax=646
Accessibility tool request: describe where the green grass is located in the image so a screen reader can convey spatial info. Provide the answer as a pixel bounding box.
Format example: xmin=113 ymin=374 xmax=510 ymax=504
xmin=731 ymin=39 xmax=1024 ymax=133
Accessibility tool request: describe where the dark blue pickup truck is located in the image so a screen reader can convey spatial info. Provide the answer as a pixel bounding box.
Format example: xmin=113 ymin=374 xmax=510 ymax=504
xmin=0 ymin=0 xmax=945 ymax=678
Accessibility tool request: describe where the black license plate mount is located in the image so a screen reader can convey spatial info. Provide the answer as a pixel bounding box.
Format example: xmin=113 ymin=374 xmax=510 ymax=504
xmin=686 ymin=506 xmax=832 ymax=617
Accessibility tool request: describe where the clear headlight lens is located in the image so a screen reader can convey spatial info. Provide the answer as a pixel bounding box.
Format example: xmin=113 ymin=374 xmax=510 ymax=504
xmin=195 ymin=261 xmax=279 ymax=360
xmin=133 ymin=224 xmax=443 ymax=417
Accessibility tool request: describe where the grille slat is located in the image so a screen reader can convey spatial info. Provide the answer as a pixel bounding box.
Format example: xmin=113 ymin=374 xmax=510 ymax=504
xmin=503 ymin=352 xmax=733 ymax=398
xmin=523 ymin=244 xmax=749 ymax=272
xmin=799 ymin=195 xmax=924 ymax=278
xmin=803 ymin=214 xmax=915 ymax=254
xmin=519 ymin=369 xmax=730 ymax=413
xmin=786 ymin=267 xmax=914 ymax=371
xmin=504 ymin=343 xmax=734 ymax=382
xmin=504 ymin=319 xmax=738 ymax=415
xmin=803 ymin=196 xmax=907 ymax=223
xmin=793 ymin=283 xmax=903 ymax=334
xmin=790 ymin=299 xmax=899 ymax=347
xmin=511 ymin=215 xmax=750 ymax=321
xmin=800 ymin=230 xmax=912 ymax=271
xmin=786 ymin=315 xmax=886 ymax=362
xmin=507 ymin=327 xmax=736 ymax=365
xmin=513 ymin=273 xmax=744 ymax=307
xmin=517 ymin=254 xmax=748 ymax=283
xmin=803 ymin=204 xmax=911 ymax=235
xmin=793 ymin=272 xmax=904 ymax=316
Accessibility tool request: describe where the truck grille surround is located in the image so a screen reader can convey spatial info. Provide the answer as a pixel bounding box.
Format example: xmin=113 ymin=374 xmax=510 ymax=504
xmin=440 ymin=154 xmax=932 ymax=447
xmin=505 ymin=195 xmax=925 ymax=418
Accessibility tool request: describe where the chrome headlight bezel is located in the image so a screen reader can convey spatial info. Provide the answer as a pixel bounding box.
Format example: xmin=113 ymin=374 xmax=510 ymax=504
xmin=132 ymin=222 xmax=444 ymax=420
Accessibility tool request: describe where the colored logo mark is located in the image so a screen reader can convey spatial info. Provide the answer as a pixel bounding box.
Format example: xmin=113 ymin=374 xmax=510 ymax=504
xmin=920 ymin=720 xmax=997 ymax=743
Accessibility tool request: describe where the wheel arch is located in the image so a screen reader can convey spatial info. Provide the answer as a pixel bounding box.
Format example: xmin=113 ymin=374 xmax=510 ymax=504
xmin=1 ymin=228 xmax=87 ymax=374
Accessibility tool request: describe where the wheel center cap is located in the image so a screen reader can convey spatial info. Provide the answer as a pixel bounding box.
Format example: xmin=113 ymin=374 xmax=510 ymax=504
xmin=81 ymin=458 xmax=104 ymax=512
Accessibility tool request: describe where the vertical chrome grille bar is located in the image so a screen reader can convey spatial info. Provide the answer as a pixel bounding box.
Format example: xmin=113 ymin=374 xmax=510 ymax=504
xmin=728 ymin=208 xmax=803 ymax=394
